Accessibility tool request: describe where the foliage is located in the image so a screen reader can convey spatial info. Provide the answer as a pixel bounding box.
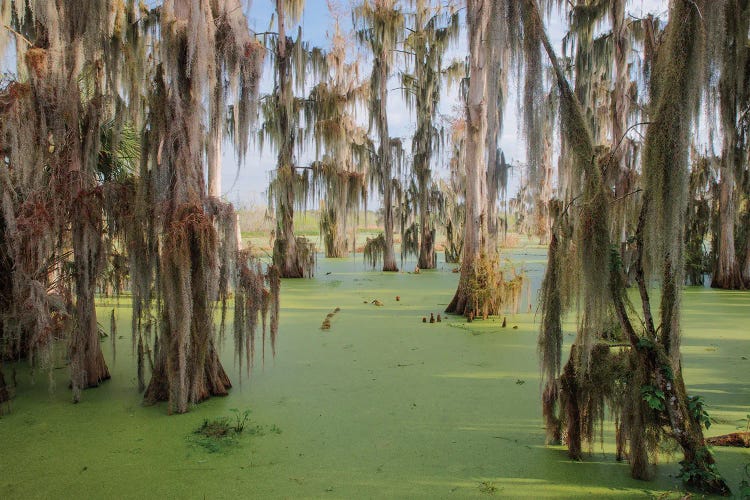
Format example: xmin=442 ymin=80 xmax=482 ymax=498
xmin=687 ymin=395 xmax=711 ymax=430
xmin=191 ymin=408 xmax=258 ymax=453
xmin=261 ymin=0 xmax=326 ymax=278
xmin=363 ymin=233 xmax=386 ymax=270
xmin=739 ymin=463 xmax=750 ymax=499
xmin=307 ymin=17 xmax=369 ymax=259
xmin=229 ymin=408 xmax=251 ymax=433
xmin=678 ymin=447 xmax=724 ymax=491
xmin=464 ymin=253 xmax=525 ymax=320
xmin=354 ymin=0 xmax=405 ymax=272
xmin=529 ymin=0 xmax=730 ymax=492
xmin=234 ymin=249 xmax=282 ymax=377
xmin=401 ymin=0 xmax=459 ymax=269
xmin=640 ymin=385 xmax=665 ymax=411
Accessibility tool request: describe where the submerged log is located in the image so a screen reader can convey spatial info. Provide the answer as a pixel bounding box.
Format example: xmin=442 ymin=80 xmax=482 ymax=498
xmin=706 ymin=432 xmax=750 ymax=448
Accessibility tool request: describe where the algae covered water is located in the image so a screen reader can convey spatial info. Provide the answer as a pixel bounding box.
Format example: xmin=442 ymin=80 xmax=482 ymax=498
xmin=1 ymin=250 xmax=748 ymax=498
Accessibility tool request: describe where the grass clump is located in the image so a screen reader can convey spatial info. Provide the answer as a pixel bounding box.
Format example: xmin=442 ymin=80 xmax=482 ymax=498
xmin=190 ymin=409 xmax=253 ymax=453
xmin=189 ymin=409 xmax=281 ymax=453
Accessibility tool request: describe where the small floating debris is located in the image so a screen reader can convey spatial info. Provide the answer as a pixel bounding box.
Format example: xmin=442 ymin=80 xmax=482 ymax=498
xmin=320 ymin=307 xmax=342 ymax=330
xmin=372 ymin=299 xmax=384 ymax=307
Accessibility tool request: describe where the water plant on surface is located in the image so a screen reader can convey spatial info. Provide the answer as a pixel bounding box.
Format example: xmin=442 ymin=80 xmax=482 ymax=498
xmin=190 ymin=409 xmax=267 ymax=453
xmin=229 ymin=408 xmax=251 ymax=433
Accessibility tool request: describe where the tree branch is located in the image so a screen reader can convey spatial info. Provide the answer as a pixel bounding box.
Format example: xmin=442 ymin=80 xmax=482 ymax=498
xmin=3 ymin=25 xmax=33 ymax=47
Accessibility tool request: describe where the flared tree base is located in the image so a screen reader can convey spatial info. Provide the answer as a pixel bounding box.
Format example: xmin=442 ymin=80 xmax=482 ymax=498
xmin=144 ymin=345 xmax=231 ymax=414
xmin=70 ymin=345 xmax=111 ymax=403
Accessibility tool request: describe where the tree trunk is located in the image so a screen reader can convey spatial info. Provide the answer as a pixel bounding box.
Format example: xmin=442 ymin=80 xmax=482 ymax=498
xmin=415 ymin=136 xmax=436 ymax=269
xmin=526 ymin=0 xmax=731 ymax=491
xmin=542 ymin=380 xmax=561 ymax=445
xmin=379 ymin=53 xmax=398 ymax=272
xmin=334 ymin=191 xmax=350 ymax=257
xmin=414 ymin=1 xmax=437 ymax=270
xmin=69 ymin=197 xmax=110 ymax=402
xmin=272 ymin=0 xmax=303 ymax=278
xmin=609 ymin=199 xmax=730 ymax=494
xmin=322 ymin=194 xmax=349 ymax=258
xmin=208 ymin=57 xmax=223 ymax=200
xmin=712 ymin=0 xmax=748 ymax=290
xmin=144 ymin=208 xmax=231 ymax=413
xmin=0 ymin=364 xmax=10 ymax=406
xmin=560 ymin=348 xmax=582 ymax=460
xmin=446 ymin=0 xmax=489 ymax=315
xmin=0 ymin=218 xmax=14 ymax=360
xmin=417 ymin=211 xmax=435 ymax=269
xmin=712 ymin=158 xmax=743 ymax=288
xmin=275 ymin=172 xmax=301 ymax=277
xmin=485 ymin=1 xmax=506 ymax=250
xmin=144 ymin=3 xmax=233 ymax=412
xmin=610 ymin=0 xmax=632 ymax=252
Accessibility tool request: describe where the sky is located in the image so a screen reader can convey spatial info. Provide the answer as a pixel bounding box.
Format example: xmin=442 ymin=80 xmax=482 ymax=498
xmin=223 ymin=0 xmax=668 ymax=208
xmin=1 ymin=0 xmax=669 ymax=209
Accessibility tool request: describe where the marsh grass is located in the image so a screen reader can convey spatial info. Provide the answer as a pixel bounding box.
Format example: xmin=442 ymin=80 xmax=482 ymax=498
xmin=189 ymin=409 xmax=278 ymax=454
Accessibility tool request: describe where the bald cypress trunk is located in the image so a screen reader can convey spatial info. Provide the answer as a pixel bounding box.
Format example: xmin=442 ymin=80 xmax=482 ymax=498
xmin=379 ymin=55 xmax=398 ymax=272
xmin=70 ymin=199 xmax=110 ymax=401
xmin=0 ymin=364 xmax=10 ymax=407
xmin=415 ymin=15 xmax=436 ymax=270
xmin=528 ymin=0 xmax=731 ymax=492
xmin=485 ymin=1 xmax=507 ymax=252
xmin=610 ymin=0 xmax=632 ymax=254
xmin=446 ymin=0 xmax=490 ymax=316
xmin=272 ymin=0 xmax=303 ymax=278
xmin=713 ymin=160 xmax=742 ymax=288
xmin=322 ymin=193 xmax=349 ymax=258
xmin=143 ymin=0 xmax=240 ymax=413
xmin=712 ymin=0 xmax=749 ymax=290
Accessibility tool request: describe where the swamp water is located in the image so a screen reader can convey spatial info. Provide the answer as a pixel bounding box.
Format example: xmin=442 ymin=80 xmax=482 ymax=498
xmin=1 ymin=249 xmax=748 ymax=498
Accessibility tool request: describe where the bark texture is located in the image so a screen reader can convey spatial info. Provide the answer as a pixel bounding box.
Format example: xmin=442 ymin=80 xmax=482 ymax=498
xmin=446 ymin=0 xmax=490 ymax=316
